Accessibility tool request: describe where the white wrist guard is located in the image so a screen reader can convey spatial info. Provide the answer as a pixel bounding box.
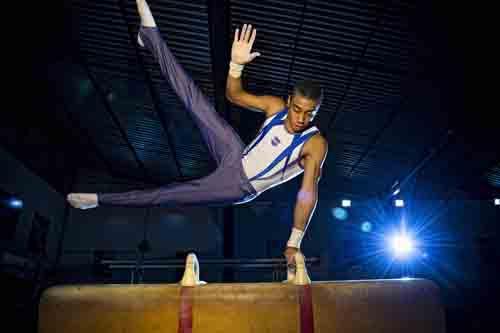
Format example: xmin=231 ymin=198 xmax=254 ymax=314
xmin=287 ymin=227 xmax=304 ymax=248
xmin=229 ymin=61 xmax=245 ymax=78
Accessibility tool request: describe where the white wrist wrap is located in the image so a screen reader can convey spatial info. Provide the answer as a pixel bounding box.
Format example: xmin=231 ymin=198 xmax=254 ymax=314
xmin=229 ymin=61 xmax=245 ymax=78
xmin=287 ymin=228 xmax=304 ymax=248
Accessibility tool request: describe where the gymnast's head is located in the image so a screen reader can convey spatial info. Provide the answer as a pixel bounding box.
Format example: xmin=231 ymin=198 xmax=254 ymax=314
xmin=286 ymin=79 xmax=323 ymax=131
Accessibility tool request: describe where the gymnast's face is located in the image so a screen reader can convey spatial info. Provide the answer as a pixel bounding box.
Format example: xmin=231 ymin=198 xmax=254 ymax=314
xmin=286 ymin=94 xmax=318 ymax=132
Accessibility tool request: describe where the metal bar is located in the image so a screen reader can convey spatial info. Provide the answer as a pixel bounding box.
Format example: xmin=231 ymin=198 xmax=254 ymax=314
xmin=102 ymin=258 xmax=320 ymax=265
xmin=108 ymin=263 xmax=315 ymax=269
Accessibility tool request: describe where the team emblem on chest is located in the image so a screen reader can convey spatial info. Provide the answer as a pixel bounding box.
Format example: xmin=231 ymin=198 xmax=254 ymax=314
xmin=271 ymin=136 xmax=281 ymax=146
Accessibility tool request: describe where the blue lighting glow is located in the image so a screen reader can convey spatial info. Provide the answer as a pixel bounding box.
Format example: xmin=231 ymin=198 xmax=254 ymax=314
xmin=361 ymin=221 xmax=372 ymax=232
xmin=332 ymin=207 xmax=348 ymax=220
xmin=9 ymin=199 xmax=23 ymax=209
xmin=389 ymin=232 xmax=415 ymax=259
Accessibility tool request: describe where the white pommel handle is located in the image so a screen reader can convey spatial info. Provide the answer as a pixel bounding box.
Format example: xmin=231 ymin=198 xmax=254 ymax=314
xmin=180 ymin=253 xmax=207 ymax=286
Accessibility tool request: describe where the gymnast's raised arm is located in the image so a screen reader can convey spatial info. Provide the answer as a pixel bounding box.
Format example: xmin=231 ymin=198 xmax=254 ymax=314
xmin=226 ymin=24 xmax=284 ymax=118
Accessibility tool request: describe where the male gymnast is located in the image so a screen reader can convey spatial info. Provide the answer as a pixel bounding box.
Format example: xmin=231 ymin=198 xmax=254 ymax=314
xmin=68 ymin=0 xmax=328 ymax=268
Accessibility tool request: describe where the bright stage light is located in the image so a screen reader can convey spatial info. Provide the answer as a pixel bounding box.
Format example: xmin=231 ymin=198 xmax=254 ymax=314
xmin=9 ymin=199 xmax=23 ymax=209
xmin=389 ymin=232 xmax=415 ymax=259
xmin=342 ymin=199 xmax=351 ymax=207
xmin=395 ymin=199 xmax=404 ymax=207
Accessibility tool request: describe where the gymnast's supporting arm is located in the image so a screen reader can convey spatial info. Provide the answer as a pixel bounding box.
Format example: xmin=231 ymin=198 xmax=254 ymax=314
xmin=284 ymin=135 xmax=328 ymax=266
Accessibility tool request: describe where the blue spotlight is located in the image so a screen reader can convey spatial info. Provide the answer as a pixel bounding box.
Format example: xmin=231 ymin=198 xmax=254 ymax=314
xmin=341 ymin=199 xmax=351 ymax=207
xmin=9 ymin=199 xmax=23 ymax=209
xmin=361 ymin=221 xmax=372 ymax=232
xmin=332 ymin=207 xmax=348 ymax=220
xmin=389 ymin=232 xmax=415 ymax=259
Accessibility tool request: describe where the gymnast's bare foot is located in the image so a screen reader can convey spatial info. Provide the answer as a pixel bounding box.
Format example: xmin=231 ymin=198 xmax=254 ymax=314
xmin=136 ymin=1 xmax=157 ymax=47
xmin=67 ymin=193 xmax=98 ymax=210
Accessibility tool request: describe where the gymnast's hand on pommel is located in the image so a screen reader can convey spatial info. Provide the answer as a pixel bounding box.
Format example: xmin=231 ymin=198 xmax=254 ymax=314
xmin=231 ymin=24 xmax=261 ymax=65
xmin=283 ymin=246 xmax=299 ymax=268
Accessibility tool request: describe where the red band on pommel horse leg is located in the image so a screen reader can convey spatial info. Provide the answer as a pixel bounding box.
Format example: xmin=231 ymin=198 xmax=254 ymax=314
xmin=299 ymin=285 xmax=315 ymax=333
xmin=178 ymin=287 xmax=193 ymax=333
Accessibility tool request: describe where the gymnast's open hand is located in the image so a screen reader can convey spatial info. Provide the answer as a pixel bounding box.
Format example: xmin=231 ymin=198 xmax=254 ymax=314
xmin=231 ymin=24 xmax=261 ymax=65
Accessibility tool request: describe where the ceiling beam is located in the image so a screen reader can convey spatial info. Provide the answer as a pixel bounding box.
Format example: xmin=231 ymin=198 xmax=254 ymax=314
xmin=207 ymin=0 xmax=232 ymax=122
xmin=78 ymin=57 xmax=155 ymax=182
xmin=347 ymin=104 xmax=402 ymax=178
xmin=283 ymin=0 xmax=308 ymax=96
xmin=62 ymin=100 xmax=156 ymax=186
xmin=207 ymin=0 xmax=235 ymax=282
xmin=326 ymin=3 xmax=387 ymax=134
